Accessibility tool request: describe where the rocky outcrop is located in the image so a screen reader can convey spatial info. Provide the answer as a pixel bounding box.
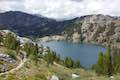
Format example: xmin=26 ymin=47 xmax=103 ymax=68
xmin=72 ymin=74 xmax=80 ymax=79
xmin=0 ymin=30 xmax=35 ymax=47
xmin=17 ymin=36 xmax=34 ymax=47
xmin=0 ymin=30 xmax=15 ymax=37
xmin=0 ymin=53 xmax=16 ymax=63
xmin=50 ymin=75 xmax=59 ymax=80
xmin=37 ymin=35 xmax=66 ymax=42
xmin=0 ymin=53 xmax=18 ymax=73
xmin=72 ymin=32 xmax=81 ymax=43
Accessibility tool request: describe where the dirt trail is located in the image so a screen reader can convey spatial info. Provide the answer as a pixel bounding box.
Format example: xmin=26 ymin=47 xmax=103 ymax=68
xmin=0 ymin=51 xmax=27 ymax=76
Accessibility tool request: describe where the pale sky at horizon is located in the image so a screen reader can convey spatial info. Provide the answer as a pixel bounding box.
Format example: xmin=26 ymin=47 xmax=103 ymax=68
xmin=0 ymin=0 xmax=119 ymax=20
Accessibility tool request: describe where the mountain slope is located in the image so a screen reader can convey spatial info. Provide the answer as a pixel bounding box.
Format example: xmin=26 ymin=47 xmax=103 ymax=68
xmin=0 ymin=11 xmax=72 ymax=36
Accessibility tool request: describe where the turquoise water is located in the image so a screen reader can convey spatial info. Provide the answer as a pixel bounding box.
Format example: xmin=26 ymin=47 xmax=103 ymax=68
xmin=39 ymin=41 xmax=106 ymax=69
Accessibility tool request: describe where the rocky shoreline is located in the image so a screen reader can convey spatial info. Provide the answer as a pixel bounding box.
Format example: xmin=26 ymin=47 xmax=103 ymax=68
xmin=37 ymin=34 xmax=120 ymax=49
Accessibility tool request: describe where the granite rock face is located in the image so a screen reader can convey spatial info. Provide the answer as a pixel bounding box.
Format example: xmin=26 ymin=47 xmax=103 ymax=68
xmin=81 ymin=15 xmax=120 ymax=48
xmin=38 ymin=15 xmax=120 ymax=48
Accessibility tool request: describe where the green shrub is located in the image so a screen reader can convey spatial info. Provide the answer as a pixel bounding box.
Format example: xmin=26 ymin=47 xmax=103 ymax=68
xmin=3 ymin=33 xmax=20 ymax=51
xmin=7 ymin=52 xmax=17 ymax=60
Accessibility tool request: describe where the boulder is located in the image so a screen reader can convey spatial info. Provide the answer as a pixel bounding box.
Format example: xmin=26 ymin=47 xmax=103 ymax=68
xmin=50 ymin=75 xmax=59 ymax=80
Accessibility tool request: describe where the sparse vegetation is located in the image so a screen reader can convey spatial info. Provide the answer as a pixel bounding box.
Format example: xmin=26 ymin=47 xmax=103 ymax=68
xmin=1 ymin=30 xmax=120 ymax=80
xmin=7 ymin=51 xmax=17 ymax=60
xmin=3 ymin=33 xmax=20 ymax=51
xmin=42 ymin=47 xmax=81 ymax=68
xmin=92 ymin=48 xmax=120 ymax=76
xmin=93 ymin=49 xmax=113 ymax=76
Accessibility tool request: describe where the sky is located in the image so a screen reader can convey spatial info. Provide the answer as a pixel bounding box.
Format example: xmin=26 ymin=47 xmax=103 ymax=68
xmin=0 ymin=0 xmax=120 ymax=20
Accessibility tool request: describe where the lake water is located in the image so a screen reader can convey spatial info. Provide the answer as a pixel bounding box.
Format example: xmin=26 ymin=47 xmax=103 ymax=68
xmin=39 ymin=41 xmax=106 ymax=69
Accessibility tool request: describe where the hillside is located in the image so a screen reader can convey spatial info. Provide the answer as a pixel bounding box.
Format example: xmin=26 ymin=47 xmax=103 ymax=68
xmin=0 ymin=29 xmax=117 ymax=80
xmin=0 ymin=11 xmax=72 ymax=36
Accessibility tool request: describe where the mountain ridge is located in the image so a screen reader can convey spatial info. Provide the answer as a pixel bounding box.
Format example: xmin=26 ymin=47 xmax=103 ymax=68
xmin=0 ymin=11 xmax=119 ymax=37
xmin=0 ymin=11 xmax=72 ymax=36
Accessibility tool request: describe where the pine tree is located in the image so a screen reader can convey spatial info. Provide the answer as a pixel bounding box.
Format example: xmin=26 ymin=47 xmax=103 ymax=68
xmin=3 ymin=33 xmax=20 ymax=50
xmin=113 ymin=49 xmax=120 ymax=73
xmin=0 ymin=35 xmax=3 ymax=43
xmin=74 ymin=60 xmax=81 ymax=68
xmin=95 ymin=52 xmax=105 ymax=75
xmin=55 ymin=54 xmax=61 ymax=62
xmin=23 ymin=43 xmax=31 ymax=56
xmin=104 ymin=48 xmax=113 ymax=76
xmin=94 ymin=48 xmax=113 ymax=76
xmin=64 ymin=57 xmax=74 ymax=68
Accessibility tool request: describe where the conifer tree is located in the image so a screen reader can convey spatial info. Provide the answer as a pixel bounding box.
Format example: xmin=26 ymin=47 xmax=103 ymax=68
xmin=0 ymin=35 xmax=3 ymax=43
xmin=113 ymin=49 xmax=120 ymax=73
xmin=104 ymin=48 xmax=113 ymax=76
xmin=95 ymin=52 xmax=105 ymax=74
xmin=93 ymin=48 xmax=113 ymax=76
xmin=3 ymin=33 xmax=20 ymax=50
xmin=64 ymin=57 xmax=74 ymax=68
xmin=74 ymin=60 xmax=81 ymax=68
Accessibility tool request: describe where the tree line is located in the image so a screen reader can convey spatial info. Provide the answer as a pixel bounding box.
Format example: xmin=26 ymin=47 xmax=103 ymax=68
xmin=92 ymin=48 xmax=120 ymax=76
xmin=43 ymin=48 xmax=81 ymax=68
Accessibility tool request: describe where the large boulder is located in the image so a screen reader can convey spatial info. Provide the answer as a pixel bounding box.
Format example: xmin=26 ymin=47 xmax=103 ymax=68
xmin=50 ymin=75 xmax=59 ymax=80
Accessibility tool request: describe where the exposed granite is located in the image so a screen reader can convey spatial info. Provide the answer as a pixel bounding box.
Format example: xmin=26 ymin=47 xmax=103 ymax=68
xmin=37 ymin=15 xmax=120 ymax=49
xmin=0 ymin=53 xmax=16 ymax=63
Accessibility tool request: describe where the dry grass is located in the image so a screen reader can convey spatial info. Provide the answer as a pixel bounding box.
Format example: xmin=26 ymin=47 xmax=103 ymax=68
xmin=0 ymin=46 xmax=116 ymax=80
xmin=0 ymin=59 xmax=110 ymax=80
